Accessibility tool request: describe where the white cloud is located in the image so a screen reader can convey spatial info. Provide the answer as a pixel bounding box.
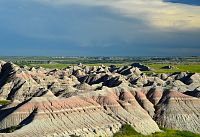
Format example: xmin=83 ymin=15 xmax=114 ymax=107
xmin=35 ymin=0 xmax=200 ymax=30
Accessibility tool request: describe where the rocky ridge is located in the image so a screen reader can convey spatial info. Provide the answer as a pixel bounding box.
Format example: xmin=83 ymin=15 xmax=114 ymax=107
xmin=0 ymin=61 xmax=199 ymax=136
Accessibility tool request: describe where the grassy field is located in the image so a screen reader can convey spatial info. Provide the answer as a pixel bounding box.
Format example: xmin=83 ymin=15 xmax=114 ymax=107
xmin=146 ymin=64 xmax=200 ymax=73
xmin=24 ymin=63 xmax=200 ymax=73
xmin=114 ymin=124 xmax=200 ymax=137
xmin=29 ymin=64 xmax=70 ymax=69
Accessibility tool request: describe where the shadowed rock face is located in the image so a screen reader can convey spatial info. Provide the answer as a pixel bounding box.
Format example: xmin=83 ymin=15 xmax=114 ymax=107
xmin=131 ymin=63 xmax=151 ymax=71
xmin=0 ymin=61 xmax=199 ymax=137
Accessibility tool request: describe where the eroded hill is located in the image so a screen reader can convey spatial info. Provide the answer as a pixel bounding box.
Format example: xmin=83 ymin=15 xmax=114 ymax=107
xmin=0 ymin=61 xmax=199 ymax=137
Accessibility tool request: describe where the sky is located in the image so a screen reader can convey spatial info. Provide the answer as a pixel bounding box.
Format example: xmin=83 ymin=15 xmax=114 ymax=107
xmin=0 ymin=0 xmax=200 ymax=56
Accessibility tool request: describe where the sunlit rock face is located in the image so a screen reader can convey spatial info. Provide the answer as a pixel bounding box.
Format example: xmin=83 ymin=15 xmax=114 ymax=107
xmin=154 ymin=90 xmax=200 ymax=133
xmin=0 ymin=61 xmax=200 ymax=136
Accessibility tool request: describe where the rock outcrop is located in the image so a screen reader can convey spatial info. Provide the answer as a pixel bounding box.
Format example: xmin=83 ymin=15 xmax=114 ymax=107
xmin=161 ymin=65 xmax=175 ymax=69
xmin=131 ymin=63 xmax=151 ymax=71
xmin=0 ymin=61 xmax=199 ymax=136
xmin=154 ymin=90 xmax=200 ymax=133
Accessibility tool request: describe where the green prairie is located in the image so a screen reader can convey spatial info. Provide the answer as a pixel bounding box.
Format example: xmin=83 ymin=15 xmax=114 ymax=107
xmin=28 ymin=63 xmax=200 ymax=74
xmin=146 ymin=64 xmax=200 ymax=73
xmin=114 ymin=125 xmax=200 ymax=137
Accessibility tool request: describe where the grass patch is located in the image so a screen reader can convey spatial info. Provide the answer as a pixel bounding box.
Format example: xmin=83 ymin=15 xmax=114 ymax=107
xmin=22 ymin=63 xmax=200 ymax=73
xmin=146 ymin=64 xmax=200 ymax=73
xmin=113 ymin=124 xmax=141 ymax=137
xmin=29 ymin=64 xmax=70 ymax=69
xmin=70 ymin=135 xmax=81 ymax=137
xmin=113 ymin=124 xmax=200 ymax=137
xmin=0 ymin=125 xmax=22 ymax=133
xmin=0 ymin=100 xmax=10 ymax=105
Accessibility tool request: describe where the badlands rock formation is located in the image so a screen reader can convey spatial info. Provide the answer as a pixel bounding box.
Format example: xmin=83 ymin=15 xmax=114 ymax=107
xmin=0 ymin=61 xmax=199 ymax=136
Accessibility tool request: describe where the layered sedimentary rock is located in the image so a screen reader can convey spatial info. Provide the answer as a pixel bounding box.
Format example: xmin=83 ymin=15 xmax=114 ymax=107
xmin=154 ymin=90 xmax=200 ymax=133
xmin=0 ymin=87 xmax=160 ymax=137
xmin=0 ymin=61 xmax=199 ymax=136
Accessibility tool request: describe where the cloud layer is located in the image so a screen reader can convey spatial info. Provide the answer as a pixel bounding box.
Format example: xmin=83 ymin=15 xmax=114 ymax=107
xmin=0 ymin=0 xmax=199 ymax=56
xmin=36 ymin=0 xmax=200 ymax=30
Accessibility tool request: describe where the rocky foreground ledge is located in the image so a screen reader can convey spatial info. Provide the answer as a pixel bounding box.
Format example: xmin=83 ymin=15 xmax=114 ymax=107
xmin=0 ymin=61 xmax=199 ymax=137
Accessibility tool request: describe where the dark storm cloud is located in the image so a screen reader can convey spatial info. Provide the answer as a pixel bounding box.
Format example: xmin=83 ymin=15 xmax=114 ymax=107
xmin=0 ymin=0 xmax=199 ymax=56
xmin=164 ymin=0 xmax=200 ymax=6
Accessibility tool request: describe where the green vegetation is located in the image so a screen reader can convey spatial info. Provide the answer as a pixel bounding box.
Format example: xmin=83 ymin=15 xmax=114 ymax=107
xmin=1 ymin=56 xmax=200 ymax=73
xmin=113 ymin=124 xmax=140 ymax=137
xmin=0 ymin=125 xmax=22 ymax=133
xmin=146 ymin=64 xmax=200 ymax=73
xmin=0 ymin=100 xmax=10 ymax=105
xmin=177 ymin=65 xmax=200 ymax=73
xmin=6 ymin=77 xmax=14 ymax=84
xmin=29 ymin=64 xmax=70 ymax=69
xmin=28 ymin=63 xmax=200 ymax=73
xmin=70 ymin=135 xmax=80 ymax=137
xmin=113 ymin=124 xmax=200 ymax=137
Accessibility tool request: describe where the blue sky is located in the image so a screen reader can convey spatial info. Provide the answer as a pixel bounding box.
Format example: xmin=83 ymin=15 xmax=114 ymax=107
xmin=0 ymin=0 xmax=200 ymax=56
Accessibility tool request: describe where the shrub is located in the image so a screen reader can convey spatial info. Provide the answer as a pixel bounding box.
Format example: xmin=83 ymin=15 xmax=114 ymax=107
xmin=0 ymin=100 xmax=10 ymax=105
xmin=113 ymin=125 xmax=200 ymax=137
